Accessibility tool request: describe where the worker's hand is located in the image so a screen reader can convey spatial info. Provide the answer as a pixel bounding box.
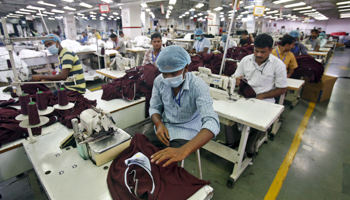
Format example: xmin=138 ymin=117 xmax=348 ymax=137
xmin=235 ymin=76 xmax=243 ymax=86
xmin=256 ymin=93 xmax=265 ymax=100
xmin=31 ymin=75 xmax=42 ymax=81
xmin=151 ymin=147 xmax=188 ymax=167
xmin=156 ymin=123 xmax=170 ymax=146
xmin=41 ymin=79 xmax=48 ymax=82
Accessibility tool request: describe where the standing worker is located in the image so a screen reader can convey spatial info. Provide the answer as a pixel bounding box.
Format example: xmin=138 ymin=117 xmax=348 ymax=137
xmin=305 ymin=29 xmax=321 ymax=51
xmin=142 ymin=32 xmax=164 ymax=66
xmin=189 ymin=29 xmax=211 ymax=54
xmin=92 ymin=29 xmax=101 ymax=40
xmin=31 ymin=34 xmax=86 ymax=94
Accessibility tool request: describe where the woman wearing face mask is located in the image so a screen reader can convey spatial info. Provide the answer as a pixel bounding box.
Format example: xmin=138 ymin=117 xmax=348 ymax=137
xmin=149 ymin=45 xmax=220 ymax=167
xmin=31 ymin=34 xmax=86 ymax=94
xmin=189 ymin=29 xmax=211 ymax=54
xmin=319 ymin=32 xmax=327 ymax=48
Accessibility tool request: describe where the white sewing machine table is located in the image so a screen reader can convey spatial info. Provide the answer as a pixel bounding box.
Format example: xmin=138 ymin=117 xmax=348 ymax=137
xmin=203 ymin=96 xmax=284 ymax=188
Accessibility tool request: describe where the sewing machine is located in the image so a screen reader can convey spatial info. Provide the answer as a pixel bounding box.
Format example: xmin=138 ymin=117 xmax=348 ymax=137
xmin=72 ymin=107 xmax=131 ymax=166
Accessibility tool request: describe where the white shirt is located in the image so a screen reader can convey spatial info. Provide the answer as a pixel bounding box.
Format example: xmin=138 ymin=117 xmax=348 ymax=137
xmin=220 ymin=39 xmax=237 ymax=49
xmin=193 ymin=38 xmax=211 ymax=54
xmin=234 ymin=54 xmax=287 ymax=103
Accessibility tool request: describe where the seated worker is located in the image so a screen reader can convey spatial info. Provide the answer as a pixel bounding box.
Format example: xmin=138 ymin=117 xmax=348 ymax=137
xmin=163 ymin=32 xmax=172 ymax=39
xmin=272 ymin=34 xmax=298 ymax=78
xmin=149 ymin=45 xmax=220 ymax=167
xmin=41 ymin=32 xmax=47 ymax=36
xmin=110 ymin=32 xmax=126 ymax=56
xmin=319 ymin=32 xmax=327 ymax=48
xmin=80 ymin=32 xmax=88 ymax=44
xmin=305 ymin=29 xmax=321 ymax=51
xmin=239 ymin=30 xmax=253 ymax=47
xmin=92 ymin=29 xmax=101 ymax=40
xmin=227 ymin=34 xmax=287 ymax=157
xmin=189 ymin=29 xmax=211 ymax=54
xmin=289 ymin=30 xmax=308 ymax=56
xmin=218 ymin=34 xmax=237 ymax=52
xmin=31 ymin=34 xmax=86 ymax=94
xmin=109 ymin=29 xmax=117 ymax=36
xmin=142 ymin=32 xmax=164 ymax=66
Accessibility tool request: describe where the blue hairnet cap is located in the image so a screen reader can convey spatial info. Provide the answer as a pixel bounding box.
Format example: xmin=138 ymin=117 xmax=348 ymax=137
xmin=156 ymin=45 xmax=191 ymax=73
xmin=289 ymin=30 xmax=300 ymax=38
xmin=319 ymin=32 xmax=326 ymax=36
xmin=223 ymin=29 xmax=227 ymax=32
xmin=42 ymin=34 xmax=61 ymax=44
xmin=195 ymin=29 xmax=204 ymax=35
xmin=222 ymin=34 xmax=228 ymax=42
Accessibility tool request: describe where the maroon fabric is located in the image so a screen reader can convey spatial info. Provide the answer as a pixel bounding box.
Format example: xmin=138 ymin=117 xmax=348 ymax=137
xmin=226 ymin=45 xmax=254 ymax=61
xmin=188 ymin=55 xmax=204 ymax=72
xmin=107 ymin=133 xmax=210 ymax=200
xmin=11 ymin=84 xmax=52 ymax=98
xmin=0 ymin=99 xmax=16 ymax=107
xmin=291 ymin=55 xmax=324 ymax=83
xmin=224 ymin=60 xmax=237 ymax=76
xmin=238 ymin=78 xmax=256 ymax=98
xmin=101 ymin=64 xmax=161 ymax=118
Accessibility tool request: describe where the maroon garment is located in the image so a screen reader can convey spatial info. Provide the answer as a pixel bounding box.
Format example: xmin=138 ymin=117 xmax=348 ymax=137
xmin=226 ymin=45 xmax=254 ymax=61
xmin=224 ymin=60 xmax=237 ymax=76
xmin=238 ymin=78 xmax=256 ymax=98
xmin=188 ymin=55 xmax=204 ymax=72
xmin=291 ymin=55 xmax=324 ymax=83
xmin=107 ymin=133 xmax=210 ymax=200
xmin=0 ymin=99 xmax=16 ymax=107
xmin=11 ymin=84 xmax=51 ymax=98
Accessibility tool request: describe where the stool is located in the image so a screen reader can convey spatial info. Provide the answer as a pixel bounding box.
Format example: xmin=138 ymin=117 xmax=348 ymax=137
xmin=181 ymin=149 xmax=202 ymax=179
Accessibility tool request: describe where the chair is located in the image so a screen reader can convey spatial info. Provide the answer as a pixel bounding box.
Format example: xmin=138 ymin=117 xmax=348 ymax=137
xmin=181 ymin=149 xmax=203 ymax=179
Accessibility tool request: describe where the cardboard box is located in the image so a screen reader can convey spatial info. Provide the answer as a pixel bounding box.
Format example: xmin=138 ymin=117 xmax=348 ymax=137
xmin=301 ymin=75 xmax=337 ymax=103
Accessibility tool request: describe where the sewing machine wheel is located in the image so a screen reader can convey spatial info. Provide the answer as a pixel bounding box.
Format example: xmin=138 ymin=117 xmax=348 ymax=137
xmin=226 ymin=178 xmax=235 ymax=189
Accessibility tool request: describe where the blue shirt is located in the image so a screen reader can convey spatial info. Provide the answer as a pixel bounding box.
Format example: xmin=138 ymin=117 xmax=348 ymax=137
xmin=193 ymin=38 xmax=211 ymax=54
xmin=80 ymin=35 xmax=88 ymax=44
xmin=149 ymin=72 xmax=220 ymax=141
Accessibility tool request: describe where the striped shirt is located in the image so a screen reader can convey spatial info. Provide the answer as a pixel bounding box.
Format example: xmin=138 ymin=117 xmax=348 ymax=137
xmin=142 ymin=46 xmax=164 ymax=66
xmin=59 ymin=48 xmax=86 ymax=93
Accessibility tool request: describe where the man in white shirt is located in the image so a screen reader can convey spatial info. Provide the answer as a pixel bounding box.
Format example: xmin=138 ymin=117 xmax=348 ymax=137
xmin=218 ymin=34 xmax=237 ymax=52
xmin=189 ymin=29 xmax=211 ymax=54
xmin=226 ymin=33 xmax=287 ymax=157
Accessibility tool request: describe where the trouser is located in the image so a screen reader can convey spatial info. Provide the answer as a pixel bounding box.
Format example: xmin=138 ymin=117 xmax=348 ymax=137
xmin=225 ymin=124 xmax=264 ymax=154
xmin=169 ymin=139 xmax=188 ymax=148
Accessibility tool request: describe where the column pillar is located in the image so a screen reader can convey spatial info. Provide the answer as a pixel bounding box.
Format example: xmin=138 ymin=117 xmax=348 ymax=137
xmin=122 ymin=5 xmax=142 ymax=39
xmin=63 ymin=14 xmax=76 ymax=40
xmin=208 ymin=0 xmax=221 ymax=35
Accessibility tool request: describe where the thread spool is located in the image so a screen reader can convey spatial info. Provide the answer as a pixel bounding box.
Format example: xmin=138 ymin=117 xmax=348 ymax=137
xmin=19 ymin=94 xmax=30 ymax=115
xmin=28 ymin=101 xmax=40 ymax=125
xmin=36 ymin=91 xmax=47 ymax=110
xmin=58 ymin=88 xmax=68 ymax=106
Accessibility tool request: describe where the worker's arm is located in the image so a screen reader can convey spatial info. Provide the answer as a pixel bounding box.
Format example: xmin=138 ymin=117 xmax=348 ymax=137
xmin=31 ymin=68 xmax=70 ymax=81
xmin=151 ymin=113 xmax=169 ymax=146
xmin=256 ymin=88 xmax=287 ymax=100
xmin=197 ymin=47 xmax=209 ymax=54
xmin=287 ymin=69 xmax=294 ymax=78
xmin=189 ymin=48 xmax=197 ymax=53
xmin=315 ymin=45 xmax=320 ymax=51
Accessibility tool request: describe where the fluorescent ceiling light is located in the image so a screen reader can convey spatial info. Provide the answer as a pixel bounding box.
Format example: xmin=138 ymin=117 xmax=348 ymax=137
xmin=339 ymin=5 xmax=350 ymax=9
xmin=77 ymin=13 xmax=84 ymax=16
xmin=195 ymin=3 xmax=204 ymax=8
xmin=244 ymin=5 xmax=255 ymax=9
xmin=43 ymin=11 xmax=55 ymax=15
xmin=27 ymin=5 xmax=46 ymax=10
xmin=16 ymin=11 xmax=31 ymax=14
xmin=299 ymin=9 xmax=316 ymax=13
xmin=214 ymin=6 xmax=223 ymax=11
xmin=339 ymin=8 xmax=350 ymax=12
xmin=113 ymin=12 xmax=119 ymax=15
xmin=62 ymin=0 xmax=74 ymax=2
xmin=52 ymin=9 xmax=65 ymax=13
xmin=266 ymin=10 xmax=278 ymax=14
xmin=146 ymin=8 xmax=151 ymax=12
xmin=7 ymin=15 xmax=20 ymax=18
xmin=20 ymin=9 xmax=36 ymax=13
xmin=55 ymin=16 xmax=63 ymax=19
xmin=265 ymin=8 xmax=271 ymax=11
xmin=273 ymin=0 xmax=294 ymax=4
xmin=90 ymin=15 xmax=96 ymax=17
xmin=194 ymin=15 xmax=197 ymax=17
xmin=90 ymin=11 xmax=96 ymax=14
xmin=198 ymin=13 xmax=203 ymax=16
xmin=169 ymin=0 xmax=176 ymax=5
xmin=190 ymin=16 xmax=193 ymax=19
xmin=337 ymin=1 xmax=350 ymax=5
xmin=48 ymin=17 xmax=55 ymax=20
xmin=185 ymin=11 xmax=189 ymax=14
xmin=38 ymin=1 xmax=56 ymax=7
xmin=101 ymin=0 xmax=113 ymax=3
xmin=284 ymin=2 xmax=306 ymax=8
xmin=179 ymin=16 xmax=183 ymax=18
xmin=189 ymin=8 xmax=195 ymax=11
xmin=293 ymin=6 xmax=312 ymax=10
xmin=168 ymin=6 xmax=173 ymax=10
xmin=64 ymin=6 xmax=76 ymax=11
xmin=109 ymin=15 xmax=114 ymax=18
xmin=37 ymin=14 xmax=48 ymax=16
xmin=207 ymin=10 xmax=211 ymax=13
xmin=141 ymin=3 xmax=147 ymax=8
xmin=101 ymin=13 xmax=107 ymax=16
xmin=79 ymin=2 xmax=93 ymax=8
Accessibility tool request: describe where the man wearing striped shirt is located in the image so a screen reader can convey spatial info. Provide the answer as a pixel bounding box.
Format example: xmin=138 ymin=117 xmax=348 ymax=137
xmin=31 ymin=34 xmax=86 ymax=93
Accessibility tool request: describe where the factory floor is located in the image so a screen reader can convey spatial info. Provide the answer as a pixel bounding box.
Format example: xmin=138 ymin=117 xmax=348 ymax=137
xmin=1 ymin=48 xmax=350 ymax=200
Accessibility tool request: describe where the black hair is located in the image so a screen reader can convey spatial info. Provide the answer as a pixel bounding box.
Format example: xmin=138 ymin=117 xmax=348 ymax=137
xmin=254 ymin=33 xmax=273 ymax=49
xmin=281 ymin=34 xmax=296 ymax=46
xmin=311 ymin=29 xmax=318 ymax=34
xmin=52 ymin=30 xmax=60 ymax=35
xmin=171 ymin=25 xmax=173 ymax=28
xmin=151 ymin=32 xmax=162 ymax=40
xmin=57 ymin=26 xmax=60 ymax=28
xmin=119 ymin=31 xmax=124 ymax=35
xmin=242 ymin=30 xmax=248 ymax=35
xmin=110 ymin=34 xmax=118 ymax=38
xmin=82 ymin=32 xmax=86 ymax=34
xmin=110 ymin=29 xmax=113 ymax=31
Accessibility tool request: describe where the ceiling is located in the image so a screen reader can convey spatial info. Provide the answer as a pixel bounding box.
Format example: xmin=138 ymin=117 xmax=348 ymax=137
xmin=0 ymin=0 xmax=348 ymax=22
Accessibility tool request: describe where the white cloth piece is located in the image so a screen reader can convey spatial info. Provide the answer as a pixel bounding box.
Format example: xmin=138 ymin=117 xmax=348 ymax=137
xmin=0 ymin=47 xmax=29 ymax=82
xmin=133 ymin=36 xmax=151 ymax=47
xmin=184 ymin=33 xmax=192 ymax=40
xmin=18 ymin=49 xmax=46 ymax=59
xmin=220 ymin=39 xmax=237 ymax=49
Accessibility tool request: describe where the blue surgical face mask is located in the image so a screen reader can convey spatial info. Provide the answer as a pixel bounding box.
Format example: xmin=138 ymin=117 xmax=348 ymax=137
xmin=319 ymin=36 xmax=324 ymax=39
xmin=47 ymin=43 xmax=59 ymax=55
xmin=195 ymin=36 xmax=202 ymax=40
xmin=165 ymin=69 xmax=185 ymax=88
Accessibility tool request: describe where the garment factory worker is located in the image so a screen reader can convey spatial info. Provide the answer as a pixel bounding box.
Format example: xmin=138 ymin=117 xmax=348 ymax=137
xmin=142 ymin=32 xmax=164 ymax=66
xmin=31 ymin=34 xmax=86 ymax=93
xmin=239 ymin=30 xmax=253 ymax=47
xmin=80 ymin=32 xmax=88 ymax=44
xmin=218 ymin=34 xmax=237 ymax=52
xmin=189 ymin=29 xmax=211 ymax=54
xmin=149 ymin=45 xmax=220 ymax=167
xmin=110 ymin=32 xmax=126 ymax=56
xmin=92 ymin=29 xmax=101 ymax=40
xmin=289 ymin=30 xmax=308 ymax=56
xmin=228 ymin=34 xmax=287 ymax=157
xmin=305 ymin=29 xmax=321 ymax=51
xmin=271 ymin=34 xmax=298 ymax=78
xmin=319 ymin=32 xmax=328 ymax=48
xmin=109 ymin=29 xmax=117 ymax=36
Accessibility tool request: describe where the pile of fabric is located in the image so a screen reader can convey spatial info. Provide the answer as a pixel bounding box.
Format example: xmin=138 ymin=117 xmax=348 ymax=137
xmin=291 ymin=55 xmax=324 ymax=83
xmin=226 ymin=45 xmax=254 ymax=61
xmin=0 ymin=47 xmax=29 ymax=83
xmin=0 ymin=84 xmax=96 ymax=147
xmin=133 ymin=36 xmax=151 ymax=48
xmin=101 ymin=64 xmax=160 ymax=117
xmin=18 ymin=49 xmax=46 ymax=59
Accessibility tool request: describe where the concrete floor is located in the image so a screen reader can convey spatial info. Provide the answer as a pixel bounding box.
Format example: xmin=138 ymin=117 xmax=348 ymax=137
xmin=1 ymin=48 xmax=350 ymax=200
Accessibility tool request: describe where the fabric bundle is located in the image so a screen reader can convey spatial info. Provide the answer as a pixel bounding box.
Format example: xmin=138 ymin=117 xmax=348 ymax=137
xmin=291 ymin=55 xmax=324 ymax=83
xmin=226 ymin=45 xmax=254 ymax=61
xmin=238 ymin=78 xmax=257 ymax=98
